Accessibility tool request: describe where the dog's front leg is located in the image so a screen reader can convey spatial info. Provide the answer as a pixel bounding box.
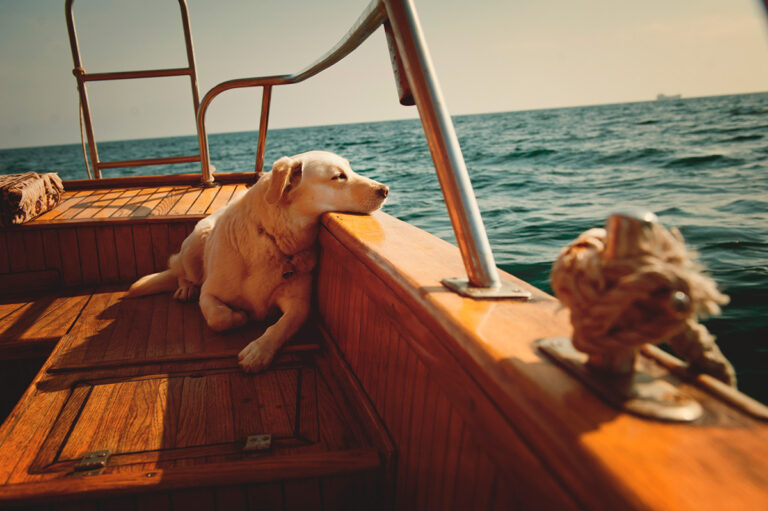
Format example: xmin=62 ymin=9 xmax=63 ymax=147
xmin=200 ymin=292 xmax=248 ymax=332
xmin=238 ymin=279 xmax=310 ymax=373
xmin=173 ymin=277 xmax=200 ymax=302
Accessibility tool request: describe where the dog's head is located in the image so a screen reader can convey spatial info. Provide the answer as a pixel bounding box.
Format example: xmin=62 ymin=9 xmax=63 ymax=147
xmin=265 ymin=151 xmax=389 ymax=217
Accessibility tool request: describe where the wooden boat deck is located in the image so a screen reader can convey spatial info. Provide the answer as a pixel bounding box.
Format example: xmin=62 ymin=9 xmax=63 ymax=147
xmin=0 ymin=286 xmax=392 ymax=507
xmin=26 ymin=183 xmax=247 ymax=225
xmin=0 ymin=177 xmax=252 ymax=292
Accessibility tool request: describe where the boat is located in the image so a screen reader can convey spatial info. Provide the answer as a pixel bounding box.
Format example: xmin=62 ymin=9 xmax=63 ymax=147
xmin=1 ymin=0 xmax=767 ymax=509
xmin=656 ymin=93 xmax=682 ymax=101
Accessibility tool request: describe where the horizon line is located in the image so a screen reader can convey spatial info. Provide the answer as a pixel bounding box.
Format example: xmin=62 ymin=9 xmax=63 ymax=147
xmin=2 ymin=89 xmax=766 ymax=152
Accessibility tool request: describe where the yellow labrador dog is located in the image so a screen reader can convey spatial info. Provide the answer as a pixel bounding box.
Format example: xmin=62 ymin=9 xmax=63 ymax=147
xmin=127 ymin=151 xmax=388 ymax=372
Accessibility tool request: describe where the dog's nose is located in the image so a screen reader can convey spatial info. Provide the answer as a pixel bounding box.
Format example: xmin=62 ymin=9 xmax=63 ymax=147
xmin=377 ymin=185 xmax=389 ymax=199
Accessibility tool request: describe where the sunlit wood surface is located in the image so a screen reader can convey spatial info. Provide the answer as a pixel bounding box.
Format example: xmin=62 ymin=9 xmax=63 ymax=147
xmin=317 ymin=210 xmax=768 ymax=511
xmin=0 ymin=288 xmax=391 ymax=508
xmin=0 ymin=179 xmax=248 ymax=291
xmin=28 ymin=184 xmax=246 ymax=224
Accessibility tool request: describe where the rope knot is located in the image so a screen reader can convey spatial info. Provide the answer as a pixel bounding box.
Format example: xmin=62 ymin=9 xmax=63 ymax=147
xmin=551 ymin=212 xmax=735 ymax=385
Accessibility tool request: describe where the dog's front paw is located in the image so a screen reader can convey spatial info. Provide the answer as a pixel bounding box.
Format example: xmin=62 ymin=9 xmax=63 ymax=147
xmin=238 ymin=338 xmax=278 ymax=373
xmin=173 ymin=284 xmax=200 ymax=302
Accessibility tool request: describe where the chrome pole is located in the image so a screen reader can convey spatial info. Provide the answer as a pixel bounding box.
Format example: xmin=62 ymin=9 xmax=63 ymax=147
xmin=255 ymin=85 xmax=273 ymax=174
xmin=382 ymin=0 xmax=529 ymax=298
xmin=66 ymin=0 xmax=101 ymax=179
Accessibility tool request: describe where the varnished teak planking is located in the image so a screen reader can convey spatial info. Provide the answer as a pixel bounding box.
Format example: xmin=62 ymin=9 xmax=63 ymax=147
xmin=0 ymin=181 xmax=243 ymax=292
xmin=0 ymin=289 xmax=389 ymax=507
xmin=317 ymin=210 xmax=768 ymax=511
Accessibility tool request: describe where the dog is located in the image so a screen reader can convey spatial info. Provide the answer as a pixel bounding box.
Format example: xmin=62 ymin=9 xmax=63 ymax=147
xmin=126 ymin=151 xmax=388 ymax=372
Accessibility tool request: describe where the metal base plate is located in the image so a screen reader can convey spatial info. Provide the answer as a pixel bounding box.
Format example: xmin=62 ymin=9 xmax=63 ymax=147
xmin=441 ymin=278 xmax=532 ymax=300
xmin=537 ymin=337 xmax=703 ymax=422
xmin=244 ymin=434 xmax=272 ymax=452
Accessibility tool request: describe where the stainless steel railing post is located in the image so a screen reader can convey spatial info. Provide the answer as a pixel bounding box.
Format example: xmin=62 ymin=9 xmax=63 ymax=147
xmin=255 ymin=86 xmax=273 ymax=175
xmin=65 ymin=0 xmax=203 ymax=180
xmin=381 ymin=0 xmax=502 ymax=290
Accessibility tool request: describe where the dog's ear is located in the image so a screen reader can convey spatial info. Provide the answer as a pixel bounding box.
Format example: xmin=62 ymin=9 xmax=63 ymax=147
xmin=266 ymin=157 xmax=303 ymax=204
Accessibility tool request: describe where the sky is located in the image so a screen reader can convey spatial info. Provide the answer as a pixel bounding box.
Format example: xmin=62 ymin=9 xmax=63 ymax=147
xmin=0 ymin=0 xmax=767 ymax=149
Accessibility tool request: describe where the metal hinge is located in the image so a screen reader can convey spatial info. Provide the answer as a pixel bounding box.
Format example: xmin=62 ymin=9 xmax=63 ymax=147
xmin=244 ymin=434 xmax=272 ymax=452
xmin=72 ymin=449 xmax=111 ymax=477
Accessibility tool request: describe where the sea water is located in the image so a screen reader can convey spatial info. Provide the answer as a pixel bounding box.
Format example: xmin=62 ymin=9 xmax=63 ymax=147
xmin=2 ymin=92 xmax=767 ymax=401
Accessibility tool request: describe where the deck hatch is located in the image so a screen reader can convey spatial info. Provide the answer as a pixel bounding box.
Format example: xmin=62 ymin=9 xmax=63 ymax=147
xmin=47 ymin=293 xmax=269 ymax=373
xmin=30 ymin=366 xmax=319 ymax=474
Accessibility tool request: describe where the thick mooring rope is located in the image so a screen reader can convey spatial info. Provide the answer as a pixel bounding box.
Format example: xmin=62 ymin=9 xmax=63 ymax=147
xmin=551 ymin=222 xmax=736 ymax=385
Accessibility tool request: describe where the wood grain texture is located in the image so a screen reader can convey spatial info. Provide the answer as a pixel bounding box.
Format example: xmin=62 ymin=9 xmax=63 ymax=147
xmin=206 ymin=184 xmax=238 ymax=214
xmin=61 ymin=172 xmax=258 ymax=191
xmin=317 ymin=235 xmax=575 ymax=510
xmin=23 ymin=181 xmax=243 ymax=227
xmin=0 ymin=292 xmax=90 ymax=360
xmin=0 ymin=450 xmax=381 ymax=505
xmin=0 ymin=283 xmax=389 ymax=507
xmin=317 ymin=210 xmax=768 ymax=511
xmin=77 ymin=227 xmax=101 ymax=285
xmin=21 ymin=231 xmax=45 ymax=271
xmin=0 ymin=232 xmax=10 ymax=274
xmin=0 ymin=180 xmax=251 ymax=293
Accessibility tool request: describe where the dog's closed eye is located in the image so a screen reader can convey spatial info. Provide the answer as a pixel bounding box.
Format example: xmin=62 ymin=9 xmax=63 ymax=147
xmin=331 ymin=172 xmax=347 ymax=181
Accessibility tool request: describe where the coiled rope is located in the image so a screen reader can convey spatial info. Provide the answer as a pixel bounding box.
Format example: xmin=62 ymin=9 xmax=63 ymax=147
xmin=551 ymin=221 xmax=736 ymax=385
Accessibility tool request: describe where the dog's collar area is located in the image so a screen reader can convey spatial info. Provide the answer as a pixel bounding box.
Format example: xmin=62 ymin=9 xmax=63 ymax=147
xmin=256 ymin=222 xmax=302 ymax=280
xmin=282 ymin=253 xmax=296 ymax=279
xmin=257 ymin=222 xmax=289 ymax=254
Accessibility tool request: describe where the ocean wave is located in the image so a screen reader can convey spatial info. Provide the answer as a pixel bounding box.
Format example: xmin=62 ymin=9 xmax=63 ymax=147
xmin=721 ymin=134 xmax=763 ymax=143
xmin=655 ymin=206 xmax=691 ymax=217
xmin=685 ymin=124 xmax=768 ymax=136
xmin=729 ymin=107 xmax=768 ymax=116
xmin=715 ymin=199 xmax=768 ymax=214
xmin=594 ymin=147 xmax=667 ymax=165
xmin=705 ymin=241 xmax=768 ymax=250
xmin=337 ymin=138 xmax=377 ymax=148
xmin=504 ymin=148 xmax=556 ymax=160
xmin=663 ymin=154 xmax=741 ymax=169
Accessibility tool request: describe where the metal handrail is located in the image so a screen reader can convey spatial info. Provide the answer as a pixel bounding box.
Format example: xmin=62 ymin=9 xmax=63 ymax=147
xmin=65 ymin=0 xmax=201 ymax=179
xmin=196 ymin=0 xmax=521 ymax=294
xmin=195 ymin=0 xmax=387 ymax=183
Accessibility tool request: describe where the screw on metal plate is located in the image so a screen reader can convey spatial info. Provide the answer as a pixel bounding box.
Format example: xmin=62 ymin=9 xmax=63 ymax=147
xmin=441 ymin=278 xmax=532 ymax=300
xmin=537 ymin=337 xmax=703 ymax=422
xmin=244 ymin=434 xmax=272 ymax=452
xmin=72 ymin=449 xmax=111 ymax=477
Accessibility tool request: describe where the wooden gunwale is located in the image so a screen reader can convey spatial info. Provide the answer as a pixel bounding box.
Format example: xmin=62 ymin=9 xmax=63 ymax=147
xmin=318 ymin=210 xmax=768 ymax=511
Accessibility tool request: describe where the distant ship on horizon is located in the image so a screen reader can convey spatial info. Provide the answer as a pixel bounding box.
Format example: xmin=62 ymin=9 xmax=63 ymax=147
xmin=657 ymin=93 xmax=682 ymax=101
